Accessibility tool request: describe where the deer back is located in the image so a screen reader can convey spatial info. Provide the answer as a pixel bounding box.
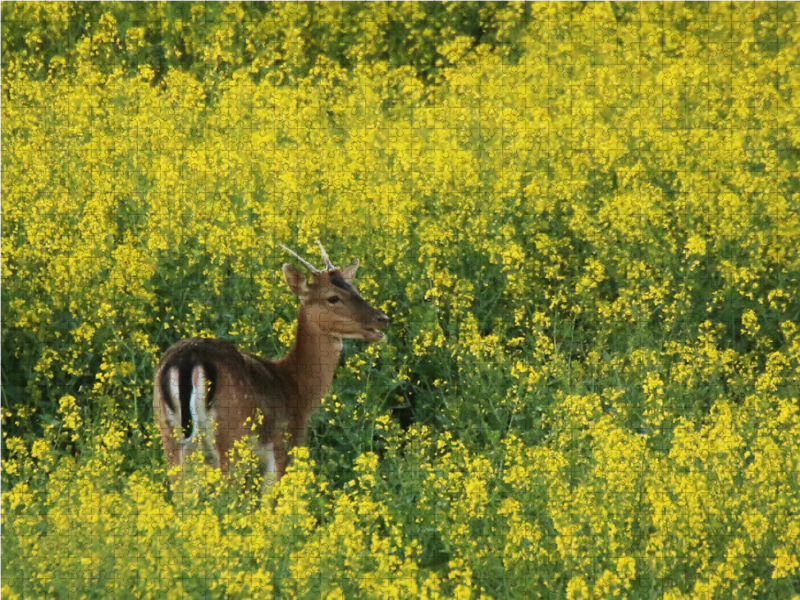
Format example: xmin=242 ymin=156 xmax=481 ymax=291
xmin=153 ymin=337 xmax=294 ymax=472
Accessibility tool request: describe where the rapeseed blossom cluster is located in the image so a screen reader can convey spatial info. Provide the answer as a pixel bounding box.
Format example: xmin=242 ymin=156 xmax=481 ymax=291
xmin=3 ymin=3 xmax=800 ymax=598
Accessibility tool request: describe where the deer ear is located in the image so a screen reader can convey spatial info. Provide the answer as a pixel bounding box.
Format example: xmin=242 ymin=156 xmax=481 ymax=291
xmin=282 ymin=264 xmax=308 ymax=297
xmin=341 ymin=259 xmax=359 ymax=283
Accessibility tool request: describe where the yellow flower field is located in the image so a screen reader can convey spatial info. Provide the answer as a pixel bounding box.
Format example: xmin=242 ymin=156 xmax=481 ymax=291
xmin=2 ymin=2 xmax=799 ymax=598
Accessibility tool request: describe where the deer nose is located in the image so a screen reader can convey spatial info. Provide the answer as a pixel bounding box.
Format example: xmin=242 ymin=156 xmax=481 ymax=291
xmin=376 ymin=313 xmax=390 ymax=325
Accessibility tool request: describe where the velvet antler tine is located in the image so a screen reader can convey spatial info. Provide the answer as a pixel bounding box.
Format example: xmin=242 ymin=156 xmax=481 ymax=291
xmin=316 ymin=240 xmax=337 ymax=271
xmin=280 ymin=244 xmax=321 ymax=273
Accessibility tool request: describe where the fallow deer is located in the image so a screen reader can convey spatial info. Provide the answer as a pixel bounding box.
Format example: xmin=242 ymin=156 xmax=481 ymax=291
xmin=152 ymin=241 xmax=389 ymax=484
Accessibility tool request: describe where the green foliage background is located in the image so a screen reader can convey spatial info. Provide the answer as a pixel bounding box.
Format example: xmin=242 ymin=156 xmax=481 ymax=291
xmin=2 ymin=2 xmax=800 ymax=599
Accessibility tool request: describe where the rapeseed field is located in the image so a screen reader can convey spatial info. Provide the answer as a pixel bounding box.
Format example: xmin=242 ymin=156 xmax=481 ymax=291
xmin=2 ymin=3 xmax=799 ymax=598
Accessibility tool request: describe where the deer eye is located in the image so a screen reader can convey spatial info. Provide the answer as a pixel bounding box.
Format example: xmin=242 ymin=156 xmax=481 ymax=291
xmin=328 ymin=296 xmax=340 ymax=305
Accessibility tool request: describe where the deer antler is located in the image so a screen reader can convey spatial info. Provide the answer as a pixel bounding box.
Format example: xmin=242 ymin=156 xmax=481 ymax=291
xmin=316 ymin=240 xmax=337 ymax=271
xmin=280 ymin=244 xmax=321 ymax=274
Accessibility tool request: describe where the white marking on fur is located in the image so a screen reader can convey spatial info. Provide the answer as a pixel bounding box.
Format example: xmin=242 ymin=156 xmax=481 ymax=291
xmin=178 ymin=365 xmax=206 ymax=446
xmin=254 ymin=442 xmax=277 ymax=488
xmin=265 ymin=444 xmax=277 ymax=479
xmin=203 ymin=417 xmax=221 ymax=470
xmin=166 ymin=367 xmax=180 ymax=416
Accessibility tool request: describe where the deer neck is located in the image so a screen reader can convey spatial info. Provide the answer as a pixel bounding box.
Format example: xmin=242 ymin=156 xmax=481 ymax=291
xmin=278 ymin=303 xmax=343 ymax=419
